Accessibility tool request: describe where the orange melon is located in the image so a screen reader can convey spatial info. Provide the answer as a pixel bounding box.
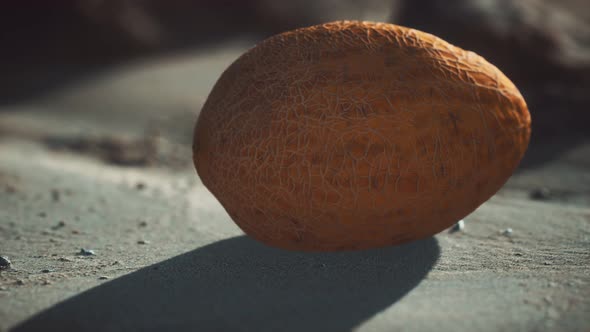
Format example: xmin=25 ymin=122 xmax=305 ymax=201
xmin=193 ymin=21 xmax=531 ymax=251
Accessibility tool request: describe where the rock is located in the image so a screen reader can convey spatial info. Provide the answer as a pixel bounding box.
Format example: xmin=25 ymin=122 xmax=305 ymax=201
xmin=78 ymin=248 xmax=96 ymax=256
xmin=530 ymin=187 xmax=552 ymax=200
xmin=449 ymin=220 xmax=465 ymax=233
xmin=0 ymin=256 xmax=11 ymax=270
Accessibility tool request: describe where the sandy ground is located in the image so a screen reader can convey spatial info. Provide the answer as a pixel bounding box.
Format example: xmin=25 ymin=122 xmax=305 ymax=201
xmin=0 ymin=40 xmax=589 ymax=332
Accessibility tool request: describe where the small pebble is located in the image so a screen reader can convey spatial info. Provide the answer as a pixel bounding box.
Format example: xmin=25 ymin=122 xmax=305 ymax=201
xmin=0 ymin=256 xmax=11 ymax=270
xmin=98 ymin=276 xmax=109 ymax=280
xmin=51 ymin=221 xmax=66 ymax=230
xmin=530 ymin=187 xmax=551 ymax=200
xmin=58 ymin=257 xmax=73 ymax=262
xmin=449 ymin=220 xmax=465 ymax=233
xmin=0 ymin=286 xmax=7 ymax=291
xmin=501 ymin=228 xmax=513 ymax=236
xmin=42 ymin=280 xmax=52 ymax=286
xmin=543 ymin=296 xmax=552 ymax=304
xmin=41 ymin=269 xmax=53 ymax=273
xmin=78 ymin=248 xmax=96 ymax=256
xmin=548 ymin=282 xmax=557 ymax=287
xmin=38 ymin=212 xmax=47 ymax=218
xmin=71 ymin=230 xmax=80 ymax=235
xmin=16 ymin=279 xmax=25 ymax=285
xmin=543 ymin=261 xmax=552 ymax=266
xmin=137 ymin=240 xmax=150 ymax=245
xmin=135 ymin=182 xmax=146 ymax=190
xmin=51 ymin=189 xmax=60 ymax=202
xmin=138 ymin=221 xmax=148 ymax=227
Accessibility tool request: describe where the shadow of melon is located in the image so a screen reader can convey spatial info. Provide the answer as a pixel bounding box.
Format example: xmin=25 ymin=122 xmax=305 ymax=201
xmin=13 ymin=235 xmax=439 ymax=332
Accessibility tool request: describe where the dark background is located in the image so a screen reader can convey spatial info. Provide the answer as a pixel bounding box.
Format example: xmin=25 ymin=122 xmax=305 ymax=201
xmin=0 ymin=0 xmax=589 ymax=166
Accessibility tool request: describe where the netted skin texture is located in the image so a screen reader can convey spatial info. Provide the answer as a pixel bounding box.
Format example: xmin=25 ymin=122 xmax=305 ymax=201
xmin=193 ymin=21 xmax=531 ymax=251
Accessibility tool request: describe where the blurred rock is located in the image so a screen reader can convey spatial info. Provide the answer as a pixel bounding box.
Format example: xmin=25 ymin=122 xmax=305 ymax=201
xmin=0 ymin=1 xmax=401 ymax=103
xmin=396 ymin=0 xmax=590 ymax=138
xmin=253 ymin=0 xmax=400 ymax=31
xmin=75 ymin=0 xmax=403 ymax=45
xmin=0 ymin=1 xmax=257 ymax=103
xmin=74 ymin=0 xmax=263 ymax=50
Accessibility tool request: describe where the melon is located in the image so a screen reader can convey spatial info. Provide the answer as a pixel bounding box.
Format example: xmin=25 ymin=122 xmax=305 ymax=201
xmin=193 ymin=21 xmax=531 ymax=251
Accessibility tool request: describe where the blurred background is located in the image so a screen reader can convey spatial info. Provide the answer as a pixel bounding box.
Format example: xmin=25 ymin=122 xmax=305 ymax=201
xmin=0 ymin=0 xmax=589 ymax=169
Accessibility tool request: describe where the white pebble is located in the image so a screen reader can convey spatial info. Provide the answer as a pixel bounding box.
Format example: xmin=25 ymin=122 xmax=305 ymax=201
xmin=501 ymin=228 xmax=513 ymax=236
